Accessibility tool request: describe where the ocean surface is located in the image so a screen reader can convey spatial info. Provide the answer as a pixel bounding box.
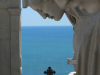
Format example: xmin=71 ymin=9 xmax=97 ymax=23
xmin=22 ymin=26 xmax=74 ymax=75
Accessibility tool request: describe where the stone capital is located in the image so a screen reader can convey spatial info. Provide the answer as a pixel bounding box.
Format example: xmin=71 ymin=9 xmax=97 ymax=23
xmin=8 ymin=8 xmax=21 ymax=16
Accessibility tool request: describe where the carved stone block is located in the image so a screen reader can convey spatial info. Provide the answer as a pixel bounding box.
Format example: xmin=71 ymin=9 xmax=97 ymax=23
xmin=1 ymin=29 xmax=10 ymax=39
xmin=0 ymin=29 xmax=1 ymax=39
xmin=1 ymin=39 xmax=11 ymax=75
xmin=0 ymin=0 xmax=20 ymax=8
xmin=0 ymin=10 xmax=10 ymax=29
xmin=11 ymin=31 xmax=21 ymax=75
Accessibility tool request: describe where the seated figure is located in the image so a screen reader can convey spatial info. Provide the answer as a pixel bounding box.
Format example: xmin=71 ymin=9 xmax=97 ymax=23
xmin=23 ymin=0 xmax=100 ymax=75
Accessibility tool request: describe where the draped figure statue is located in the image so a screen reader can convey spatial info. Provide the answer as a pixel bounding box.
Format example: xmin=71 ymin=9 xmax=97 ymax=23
xmin=23 ymin=0 xmax=100 ymax=75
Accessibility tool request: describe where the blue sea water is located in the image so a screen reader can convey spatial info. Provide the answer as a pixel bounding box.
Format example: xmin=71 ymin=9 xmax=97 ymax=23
xmin=22 ymin=26 xmax=74 ymax=75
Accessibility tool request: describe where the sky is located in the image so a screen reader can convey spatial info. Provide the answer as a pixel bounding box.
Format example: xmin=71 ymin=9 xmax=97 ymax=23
xmin=21 ymin=0 xmax=72 ymax=26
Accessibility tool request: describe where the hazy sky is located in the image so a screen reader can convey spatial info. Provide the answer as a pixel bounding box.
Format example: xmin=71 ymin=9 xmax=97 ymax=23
xmin=21 ymin=1 xmax=72 ymax=26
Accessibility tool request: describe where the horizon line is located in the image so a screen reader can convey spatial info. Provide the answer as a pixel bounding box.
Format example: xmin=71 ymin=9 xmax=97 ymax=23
xmin=21 ymin=25 xmax=72 ymax=26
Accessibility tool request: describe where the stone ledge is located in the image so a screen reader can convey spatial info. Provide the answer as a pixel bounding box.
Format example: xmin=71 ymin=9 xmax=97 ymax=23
xmin=68 ymin=72 xmax=76 ymax=75
xmin=67 ymin=59 xmax=77 ymax=64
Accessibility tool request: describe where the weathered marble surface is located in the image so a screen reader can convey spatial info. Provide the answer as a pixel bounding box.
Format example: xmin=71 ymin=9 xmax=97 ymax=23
xmin=23 ymin=0 xmax=100 ymax=75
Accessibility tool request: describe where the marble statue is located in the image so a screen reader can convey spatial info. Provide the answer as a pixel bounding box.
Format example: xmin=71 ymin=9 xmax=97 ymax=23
xmin=23 ymin=0 xmax=100 ymax=75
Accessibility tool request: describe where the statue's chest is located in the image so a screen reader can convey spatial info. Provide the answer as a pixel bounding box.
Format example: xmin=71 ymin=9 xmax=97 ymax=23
xmin=73 ymin=18 xmax=95 ymax=52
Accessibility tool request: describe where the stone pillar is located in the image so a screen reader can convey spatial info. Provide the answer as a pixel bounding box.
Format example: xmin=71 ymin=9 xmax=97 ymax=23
xmin=0 ymin=0 xmax=21 ymax=75
xmin=0 ymin=9 xmax=11 ymax=75
xmin=8 ymin=8 xmax=22 ymax=75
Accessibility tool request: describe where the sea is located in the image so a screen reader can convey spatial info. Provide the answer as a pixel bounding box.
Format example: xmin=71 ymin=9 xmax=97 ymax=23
xmin=22 ymin=26 xmax=74 ymax=75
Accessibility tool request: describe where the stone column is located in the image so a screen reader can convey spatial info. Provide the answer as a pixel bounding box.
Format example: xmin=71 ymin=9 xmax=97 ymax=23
xmin=0 ymin=0 xmax=21 ymax=75
xmin=0 ymin=9 xmax=11 ymax=75
xmin=8 ymin=8 xmax=22 ymax=75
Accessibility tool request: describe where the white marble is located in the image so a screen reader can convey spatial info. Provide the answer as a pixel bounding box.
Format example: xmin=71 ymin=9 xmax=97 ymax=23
xmin=0 ymin=0 xmax=100 ymax=75
xmin=68 ymin=72 xmax=76 ymax=75
xmin=23 ymin=0 xmax=100 ymax=75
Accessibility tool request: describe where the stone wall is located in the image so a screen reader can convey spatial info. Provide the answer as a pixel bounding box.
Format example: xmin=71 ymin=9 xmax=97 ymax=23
xmin=0 ymin=0 xmax=21 ymax=75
